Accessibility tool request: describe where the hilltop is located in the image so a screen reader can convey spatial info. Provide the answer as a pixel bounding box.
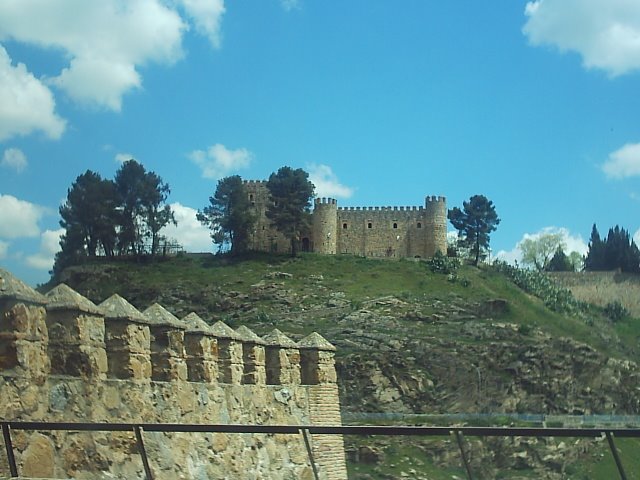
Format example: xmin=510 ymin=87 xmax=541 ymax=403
xmin=46 ymin=253 xmax=640 ymax=479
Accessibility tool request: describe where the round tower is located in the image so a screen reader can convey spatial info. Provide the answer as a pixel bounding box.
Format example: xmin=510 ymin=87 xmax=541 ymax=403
xmin=424 ymin=195 xmax=447 ymax=257
xmin=312 ymin=198 xmax=338 ymax=254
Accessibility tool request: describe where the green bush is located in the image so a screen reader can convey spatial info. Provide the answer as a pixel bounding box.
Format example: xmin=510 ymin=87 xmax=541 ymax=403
xmin=604 ymin=301 xmax=628 ymax=322
xmin=426 ymin=251 xmax=460 ymax=275
xmin=491 ymin=261 xmax=584 ymax=316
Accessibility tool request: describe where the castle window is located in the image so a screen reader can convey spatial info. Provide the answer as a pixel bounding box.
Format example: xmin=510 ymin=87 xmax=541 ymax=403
xmin=342 ymin=223 xmax=348 ymax=229
xmin=368 ymin=222 xmax=372 ymax=229
xmin=417 ymin=222 xmax=422 ymax=228
xmin=393 ymin=223 xmax=398 ymax=229
xmin=249 ymin=194 xmax=254 ymax=201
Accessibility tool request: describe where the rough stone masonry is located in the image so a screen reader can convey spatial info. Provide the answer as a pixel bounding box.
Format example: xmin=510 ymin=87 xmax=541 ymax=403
xmin=243 ymin=180 xmax=447 ymax=259
xmin=0 ymin=268 xmax=348 ymax=479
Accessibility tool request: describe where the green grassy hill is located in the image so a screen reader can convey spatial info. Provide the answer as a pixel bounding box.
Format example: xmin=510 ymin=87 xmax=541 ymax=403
xmin=46 ymin=253 xmax=640 ymax=479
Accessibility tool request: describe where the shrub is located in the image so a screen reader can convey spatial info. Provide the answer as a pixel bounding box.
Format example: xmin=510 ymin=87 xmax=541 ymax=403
xmin=426 ymin=251 xmax=460 ymax=275
xmin=491 ymin=261 xmax=584 ymax=316
xmin=604 ymin=301 xmax=628 ymax=322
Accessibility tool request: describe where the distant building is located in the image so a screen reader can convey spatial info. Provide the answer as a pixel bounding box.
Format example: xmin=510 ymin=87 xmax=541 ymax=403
xmin=243 ymin=180 xmax=447 ymax=258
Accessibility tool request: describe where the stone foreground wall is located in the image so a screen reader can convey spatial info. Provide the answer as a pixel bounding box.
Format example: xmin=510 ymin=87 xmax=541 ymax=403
xmin=0 ymin=268 xmax=348 ymax=479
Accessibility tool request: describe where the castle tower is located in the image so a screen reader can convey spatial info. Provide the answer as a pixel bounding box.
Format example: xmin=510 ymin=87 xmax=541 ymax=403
xmin=312 ymin=197 xmax=338 ymax=254
xmin=424 ymin=195 xmax=447 ymax=257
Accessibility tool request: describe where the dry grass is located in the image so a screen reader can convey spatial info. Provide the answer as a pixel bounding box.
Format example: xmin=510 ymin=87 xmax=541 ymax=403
xmin=549 ymin=271 xmax=640 ymax=317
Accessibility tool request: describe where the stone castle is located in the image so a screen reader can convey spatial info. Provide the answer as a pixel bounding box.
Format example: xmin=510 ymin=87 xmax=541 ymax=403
xmin=243 ymin=180 xmax=448 ymax=258
xmin=0 ymin=268 xmax=347 ymax=479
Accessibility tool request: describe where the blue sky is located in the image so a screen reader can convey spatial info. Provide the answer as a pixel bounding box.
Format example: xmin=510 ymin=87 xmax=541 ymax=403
xmin=1 ymin=0 xmax=640 ymax=286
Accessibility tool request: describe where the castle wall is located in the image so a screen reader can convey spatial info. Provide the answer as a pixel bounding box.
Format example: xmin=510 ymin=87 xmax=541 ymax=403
xmin=0 ymin=269 xmax=348 ymax=480
xmin=243 ymin=180 xmax=447 ymax=259
xmin=336 ymin=206 xmax=429 ymax=258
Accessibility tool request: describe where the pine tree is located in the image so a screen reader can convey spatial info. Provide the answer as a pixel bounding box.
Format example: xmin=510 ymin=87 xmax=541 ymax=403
xmin=266 ymin=167 xmax=315 ymax=257
xmin=197 ymin=175 xmax=256 ymax=254
xmin=546 ymin=246 xmax=574 ymax=272
xmin=584 ymin=224 xmax=605 ymax=271
xmin=448 ymin=195 xmax=500 ymax=266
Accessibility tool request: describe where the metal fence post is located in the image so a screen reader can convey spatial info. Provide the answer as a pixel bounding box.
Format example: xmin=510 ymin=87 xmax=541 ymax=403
xmin=134 ymin=425 xmax=154 ymax=480
xmin=1 ymin=422 xmax=18 ymax=478
xmin=605 ymin=431 xmax=628 ymax=480
xmin=300 ymin=428 xmax=320 ymax=480
xmin=453 ymin=430 xmax=474 ymax=480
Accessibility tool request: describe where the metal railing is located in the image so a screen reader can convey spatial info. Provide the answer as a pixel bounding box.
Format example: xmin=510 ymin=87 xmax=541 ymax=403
xmin=2 ymin=421 xmax=639 ymax=480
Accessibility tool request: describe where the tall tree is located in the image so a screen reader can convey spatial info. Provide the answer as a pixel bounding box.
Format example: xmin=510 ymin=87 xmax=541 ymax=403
xmin=115 ymin=160 xmax=147 ymax=255
xmin=448 ymin=194 xmax=500 ymax=266
xmin=584 ymin=224 xmax=605 ymax=271
xmin=519 ymin=232 xmax=565 ymax=271
xmin=197 ymin=175 xmax=256 ymax=254
xmin=585 ymin=224 xmax=640 ymax=273
xmin=266 ymin=166 xmax=315 ymax=256
xmin=141 ymin=170 xmax=176 ymax=256
xmin=604 ymin=226 xmax=640 ymax=273
xmin=59 ymin=170 xmax=118 ymax=257
xmin=114 ymin=159 xmax=175 ymax=257
xmin=546 ymin=246 xmax=575 ymax=272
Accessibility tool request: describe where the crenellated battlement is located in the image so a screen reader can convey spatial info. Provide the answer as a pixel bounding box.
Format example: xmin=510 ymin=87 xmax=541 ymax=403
xmin=314 ymin=197 xmax=337 ymax=206
xmin=337 ymin=205 xmax=426 ymax=211
xmin=242 ymin=179 xmax=268 ymax=185
xmin=0 ymin=268 xmax=348 ymax=479
xmin=0 ymin=274 xmax=335 ymax=387
xmin=425 ymin=195 xmax=447 ymax=204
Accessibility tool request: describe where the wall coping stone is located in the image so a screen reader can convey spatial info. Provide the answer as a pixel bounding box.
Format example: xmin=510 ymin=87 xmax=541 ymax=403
xmin=263 ymin=328 xmax=297 ymax=348
xmin=0 ymin=267 xmax=47 ymax=304
xmin=181 ymin=312 xmax=214 ymax=335
xmin=45 ymin=283 xmax=103 ymax=314
xmin=143 ymin=303 xmax=185 ymax=329
xmin=235 ymin=325 xmax=267 ymax=345
xmin=210 ymin=320 xmax=240 ymax=340
xmin=99 ymin=294 xmax=149 ymax=324
xmin=298 ymin=332 xmax=336 ymax=351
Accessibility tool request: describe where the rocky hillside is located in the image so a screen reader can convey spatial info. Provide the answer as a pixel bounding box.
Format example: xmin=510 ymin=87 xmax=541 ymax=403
xmin=47 ymin=253 xmax=640 ymax=479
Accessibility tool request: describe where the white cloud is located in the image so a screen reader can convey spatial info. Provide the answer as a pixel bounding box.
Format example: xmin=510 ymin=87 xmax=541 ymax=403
xmin=523 ymin=0 xmax=640 ymax=77
xmin=115 ymin=153 xmax=136 ymax=164
xmin=0 ymin=1 xmax=225 ymax=111
xmin=189 ymin=143 xmax=253 ymax=179
xmin=602 ymin=142 xmax=640 ymax=179
xmin=634 ymin=228 xmax=640 ymax=245
xmin=308 ymin=164 xmax=354 ymax=199
xmin=0 ymin=240 xmax=8 ymax=259
xmin=280 ymin=0 xmax=300 ymax=12
xmin=0 ymin=45 xmax=66 ymax=141
xmin=25 ymin=228 xmax=63 ymax=271
xmin=495 ymin=226 xmax=588 ymax=265
xmin=178 ymin=0 xmax=225 ymax=48
xmin=0 ymin=194 xmax=47 ymax=239
xmin=1 ymin=148 xmax=27 ymax=173
xmin=161 ymin=202 xmax=212 ymax=252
